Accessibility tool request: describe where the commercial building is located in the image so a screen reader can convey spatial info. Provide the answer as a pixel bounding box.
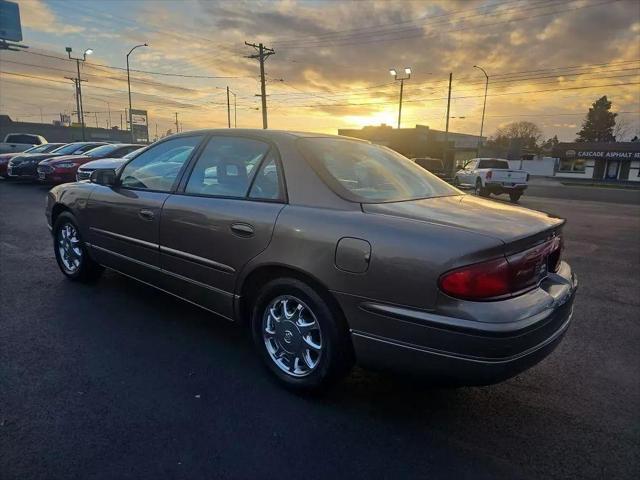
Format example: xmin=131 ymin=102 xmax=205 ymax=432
xmin=553 ymin=142 xmax=640 ymax=182
xmin=337 ymin=124 xmax=484 ymax=172
xmin=0 ymin=115 xmax=134 ymax=144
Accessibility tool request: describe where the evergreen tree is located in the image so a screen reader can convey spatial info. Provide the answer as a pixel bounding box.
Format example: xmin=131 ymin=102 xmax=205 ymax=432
xmin=576 ymin=96 xmax=617 ymax=142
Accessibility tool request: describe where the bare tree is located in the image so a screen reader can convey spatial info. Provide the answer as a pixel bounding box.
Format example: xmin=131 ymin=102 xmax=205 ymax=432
xmin=613 ymin=118 xmax=630 ymax=141
xmin=487 ymin=121 xmax=543 ymax=150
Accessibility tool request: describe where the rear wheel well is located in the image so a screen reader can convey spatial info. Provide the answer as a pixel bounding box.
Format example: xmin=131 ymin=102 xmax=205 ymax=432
xmin=239 ymin=265 xmax=344 ymax=326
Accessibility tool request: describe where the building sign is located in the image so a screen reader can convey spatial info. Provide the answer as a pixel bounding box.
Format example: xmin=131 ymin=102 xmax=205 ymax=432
xmin=575 ymin=150 xmax=640 ymax=159
xmin=130 ymin=109 xmax=149 ymax=143
xmin=0 ymin=1 xmax=22 ymax=42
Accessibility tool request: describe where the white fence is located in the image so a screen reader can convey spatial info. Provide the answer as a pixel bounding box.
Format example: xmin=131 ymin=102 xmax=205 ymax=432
xmin=507 ymin=157 xmax=556 ymax=176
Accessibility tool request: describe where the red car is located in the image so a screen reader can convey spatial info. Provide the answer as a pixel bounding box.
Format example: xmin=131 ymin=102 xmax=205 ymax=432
xmin=0 ymin=143 xmax=65 ymax=178
xmin=37 ymin=143 xmax=142 ymax=184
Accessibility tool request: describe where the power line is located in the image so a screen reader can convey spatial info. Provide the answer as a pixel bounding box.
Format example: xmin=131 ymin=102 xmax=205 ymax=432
xmin=16 ymin=50 xmax=248 ymax=79
xmin=277 ymin=0 xmax=619 ymax=49
xmin=269 ymin=81 xmax=640 ymax=108
xmin=274 ymin=0 xmax=558 ymax=47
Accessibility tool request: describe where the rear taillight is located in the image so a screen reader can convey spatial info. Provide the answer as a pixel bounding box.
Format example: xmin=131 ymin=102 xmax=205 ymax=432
xmin=439 ymin=258 xmax=511 ymax=300
xmin=439 ymin=237 xmax=562 ymax=301
xmin=486 ymin=170 xmax=492 ymax=180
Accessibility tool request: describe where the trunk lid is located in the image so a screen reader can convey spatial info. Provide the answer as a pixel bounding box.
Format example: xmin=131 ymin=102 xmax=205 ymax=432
xmin=363 ymin=194 xmax=563 ymax=246
xmin=489 ymin=169 xmax=527 ymax=183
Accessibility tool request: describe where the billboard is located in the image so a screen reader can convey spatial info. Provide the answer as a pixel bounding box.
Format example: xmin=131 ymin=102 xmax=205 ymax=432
xmin=0 ymin=1 xmax=22 ymax=42
xmin=130 ymin=109 xmax=149 ymax=143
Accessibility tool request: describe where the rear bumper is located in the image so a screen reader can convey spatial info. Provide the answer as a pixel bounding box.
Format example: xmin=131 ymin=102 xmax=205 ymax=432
xmin=486 ymin=182 xmax=527 ymax=192
xmin=336 ymin=262 xmax=577 ymax=385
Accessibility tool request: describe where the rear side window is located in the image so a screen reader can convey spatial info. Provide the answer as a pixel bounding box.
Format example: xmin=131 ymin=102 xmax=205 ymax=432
xmin=249 ymin=151 xmax=283 ymax=200
xmin=185 ymin=136 xmax=270 ymax=198
xmin=478 ymin=159 xmax=509 ymax=169
xmin=120 ymin=135 xmax=203 ymax=192
xmin=5 ymin=134 xmax=39 ymax=144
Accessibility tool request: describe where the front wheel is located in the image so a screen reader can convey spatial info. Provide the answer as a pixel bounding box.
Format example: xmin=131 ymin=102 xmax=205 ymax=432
xmin=53 ymin=212 xmax=104 ymax=282
xmin=509 ymin=192 xmax=522 ymax=203
xmin=475 ymin=179 xmax=489 ymax=197
xmin=251 ymin=277 xmax=353 ymax=392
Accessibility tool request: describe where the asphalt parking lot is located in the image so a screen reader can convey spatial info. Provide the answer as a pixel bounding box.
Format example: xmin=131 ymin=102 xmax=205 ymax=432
xmin=1 ymin=181 xmax=639 ymax=480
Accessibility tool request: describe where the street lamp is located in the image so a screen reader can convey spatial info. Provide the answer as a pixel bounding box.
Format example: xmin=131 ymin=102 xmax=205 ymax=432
xmin=474 ymin=65 xmax=489 ymax=156
xmin=389 ymin=66 xmax=411 ymax=129
xmin=66 ymin=46 xmax=93 ymax=140
xmin=127 ymin=43 xmax=149 ymax=142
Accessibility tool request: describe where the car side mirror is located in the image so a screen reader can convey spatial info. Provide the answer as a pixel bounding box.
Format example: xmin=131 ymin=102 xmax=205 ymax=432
xmin=90 ymin=168 xmax=117 ymax=186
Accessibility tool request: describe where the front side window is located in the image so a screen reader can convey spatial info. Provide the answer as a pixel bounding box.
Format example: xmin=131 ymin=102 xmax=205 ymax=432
xmin=185 ymin=136 xmax=270 ymax=197
xmin=120 ymin=135 xmax=203 ymax=192
xmin=298 ymin=137 xmax=459 ymax=203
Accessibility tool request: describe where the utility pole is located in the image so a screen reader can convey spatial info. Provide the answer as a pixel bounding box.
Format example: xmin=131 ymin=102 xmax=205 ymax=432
xmin=120 ymin=112 xmax=123 ymax=130
xmin=65 ymin=76 xmax=84 ymax=130
xmin=444 ymin=72 xmax=453 ymax=175
xmin=106 ymin=101 xmax=112 ymax=129
xmin=227 ymin=86 xmax=231 ymax=128
xmin=245 ymin=41 xmax=275 ymax=129
xmin=94 ymin=112 xmax=99 ymax=128
xmin=474 ymin=65 xmax=489 ymax=157
xmin=234 ymin=93 xmax=237 ymax=128
xmin=66 ymin=47 xmax=93 ymax=141
xmin=175 ymin=112 xmax=179 ymax=133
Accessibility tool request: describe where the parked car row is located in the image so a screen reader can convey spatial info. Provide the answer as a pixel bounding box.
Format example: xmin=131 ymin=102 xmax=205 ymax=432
xmin=1 ymin=141 xmax=143 ymax=185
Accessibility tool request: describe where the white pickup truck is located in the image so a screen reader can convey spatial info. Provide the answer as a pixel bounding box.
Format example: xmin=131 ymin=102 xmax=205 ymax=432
xmin=453 ymin=158 xmax=528 ymax=203
xmin=0 ymin=133 xmax=48 ymax=155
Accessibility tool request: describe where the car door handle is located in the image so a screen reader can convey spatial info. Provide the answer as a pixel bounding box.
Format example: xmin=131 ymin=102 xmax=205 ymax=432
xmin=230 ymin=223 xmax=254 ymax=237
xmin=139 ymin=209 xmax=155 ymax=221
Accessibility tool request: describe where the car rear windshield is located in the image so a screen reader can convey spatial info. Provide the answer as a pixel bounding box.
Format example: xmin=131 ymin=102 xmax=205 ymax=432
xmin=5 ymin=134 xmax=39 ymax=144
xmin=85 ymin=144 xmax=123 ymax=158
xmin=298 ymin=137 xmax=459 ymax=203
xmin=416 ymin=158 xmax=444 ymax=170
xmin=477 ymin=159 xmax=510 ymax=169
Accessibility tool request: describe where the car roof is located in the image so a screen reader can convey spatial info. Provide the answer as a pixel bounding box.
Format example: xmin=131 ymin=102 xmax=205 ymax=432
xmin=168 ymin=128 xmax=368 ymax=142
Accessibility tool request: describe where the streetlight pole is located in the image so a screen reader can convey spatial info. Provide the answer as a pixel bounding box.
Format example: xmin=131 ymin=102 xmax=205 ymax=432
xmin=66 ymin=46 xmax=93 ymax=141
xmin=389 ymin=67 xmax=411 ymax=129
xmin=127 ymin=43 xmax=148 ymax=142
xmin=474 ymin=65 xmax=489 ymax=157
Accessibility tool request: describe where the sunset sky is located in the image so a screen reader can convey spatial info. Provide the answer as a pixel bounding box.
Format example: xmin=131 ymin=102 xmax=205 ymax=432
xmin=1 ymin=0 xmax=639 ymax=141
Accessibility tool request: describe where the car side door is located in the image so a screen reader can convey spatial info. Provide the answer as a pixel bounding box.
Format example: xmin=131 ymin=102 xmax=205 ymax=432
xmin=158 ymin=135 xmax=286 ymax=319
xmin=461 ymin=160 xmax=477 ymax=185
xmin=85 ymin=134 xmax=205 ymax=284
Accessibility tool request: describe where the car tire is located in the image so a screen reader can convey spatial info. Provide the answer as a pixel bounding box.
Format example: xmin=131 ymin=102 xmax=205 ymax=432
xmin=53 ymin=212 xmax=104 ymax=282
xmin=250 ymin=277 xmax=353 ymax=392
xmin=509 ymin=192 xmax=522 ymax=203
xmin=475 ymin=179 xmax=489 ymax=197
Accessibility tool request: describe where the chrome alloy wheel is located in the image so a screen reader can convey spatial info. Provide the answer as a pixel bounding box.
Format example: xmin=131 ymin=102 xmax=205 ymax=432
xmin=262 ymin=295 xmax=323 ymax=377
xmin=57 ymin=223 xmax=82 ymax=274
